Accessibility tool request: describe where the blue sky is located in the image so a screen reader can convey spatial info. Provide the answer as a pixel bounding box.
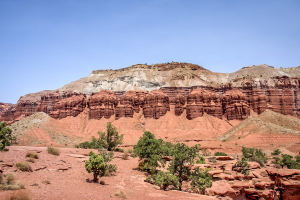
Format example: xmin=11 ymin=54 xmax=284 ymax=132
xmin=1 ymin=0 xmax=300 ymax=103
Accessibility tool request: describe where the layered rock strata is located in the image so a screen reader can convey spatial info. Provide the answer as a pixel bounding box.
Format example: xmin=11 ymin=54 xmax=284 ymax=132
xmin=3 ymin=75 xmax=300 ymax=123
xmin=115 ymin=91 xmax=147 ymax=120
xmin=143 ymin=90 xmax=170 ymax=119
xmin=88 ymin=90 xmax=118 ymax=119
xmin=185 ymin=89 xmax=222 ymax=120
xmin=49 ymin=94 xmax=87 ymax=119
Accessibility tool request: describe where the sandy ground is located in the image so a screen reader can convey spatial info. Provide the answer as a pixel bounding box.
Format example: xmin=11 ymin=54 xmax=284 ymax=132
xmin=0 ymin=146 xmax=217 ymax=200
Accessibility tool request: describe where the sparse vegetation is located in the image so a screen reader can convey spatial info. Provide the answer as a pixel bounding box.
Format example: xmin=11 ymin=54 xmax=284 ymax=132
xmin=0 ymin=173 xmax=25 ymax=191
xmin=78 ymin=122 xmax=123 ymax=151
xmin=208 ymin=157 xmax=217 ymax=163
xmin=47 ymin=147 xmax=60 ymax=156
xmin=0 ymin=120 xmax=12 ymax=151
xmin=242 ymin=147 xmax=268 ymax=166
xmin=128 ymin=149 xmax=133 ymax=153
xmin=147 ymin=171 xmax=178 ymax=190
xmin=98 ymin=149 xmax=117 ymax=176
xmin=271 ymin=149 xmax=281 ymax=156
xmin=25 ymin=151 xmax=38 ymax=159
xmin=235 ymin=157 xmax=250 ymax=176
xmin=214 ymin=152 xmax=227 ymax=156
xmin=133 ymin=131 xmax=172 ymax=173
xmin=168 ymin=143 xmax=199 ymax=191
xmin=201 ymin=148 xmax=210 ymax=156
xmin=115 ymin=190 xmax=126 ymax=199
xmin=190 ymin=168 xmax=213 ymax=194
xmin=195 ymin=156 xmax=206 ymax=164
xmin=122 ymin=151 xmax=129 ymax=160
xmin=16 ymin=162 xmax=32 ymax=172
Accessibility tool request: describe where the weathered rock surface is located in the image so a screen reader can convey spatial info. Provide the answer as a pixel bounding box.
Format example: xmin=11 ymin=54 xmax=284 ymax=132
xmin=88 ymin=90 xmax=118 ymax=119
xmin=143 ymin=90 xmax=170 ymax=119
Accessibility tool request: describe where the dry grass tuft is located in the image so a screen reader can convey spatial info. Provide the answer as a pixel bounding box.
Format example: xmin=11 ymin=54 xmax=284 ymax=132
xmin=25 ymin=151 xmax=38 ymax=159
xmin=47 ymin=147 xmax=61 ymax=156
xmin=16 ymin=162 xmax=32 ymax=172
xmin=0 ymin=173 xmax=25 ymax=191
xmin=122 ymin=151 xmax=129 ymax=160
xmin=26 ymin=158 xmax=35 ymax=163
xmin=42 ymin=180 xmax=51 ymax=185
xmin=5 ymin=189 xmax=32 ymax=200
xmin=115 ymin=190 xmax=126 ymax=199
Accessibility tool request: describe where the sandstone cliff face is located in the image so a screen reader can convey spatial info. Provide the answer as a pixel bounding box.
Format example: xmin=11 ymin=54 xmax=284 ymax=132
xmin=143 ymin=90 xmax=170 ymax=119
xmin=49 ymin=94 xmax=87 ymax=119
xmin=88 ymin=90 xmax=118 ymax=120
xmin=115 ymin=91 xmax=147 ymax=120
xmin=0 ymin=103 xmax=14 ymax=120
xmin=186 ymin=89 xmax=222 ymax=120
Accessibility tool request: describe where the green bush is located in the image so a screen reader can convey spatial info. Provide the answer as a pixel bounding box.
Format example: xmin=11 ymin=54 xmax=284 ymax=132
xmin=195 ymin=156 xmax=206 ymax=164
xmin=271 ymin=149 xmax=281 ymax=156
xmin=282 ymin=154 xmax=300 ymax=169
xmin=0 ymin=120 xmax=12 ymax=151
xmin=85 ymin=151 xmax=108 ymax=182
xmin=295 ymin=155 xmax=300 ymax=163
xmin=128 ymin=149 xmax=133 ymax=154
xmin=147 ymin=171 xmax=178 ymax=190
xmin=16 ymin=162 xmax=32 ymax=172
xmin=235 ymin=157 xmax=250 ymax=176
xmin=47 ymin=147 xmax=61 ymax=156
xmin=97 ymin=149 xmax=117 ymax=176
xmin=78 ymin=122 xmax=123 ymax=151
xmin=190 ymin=168 xmax=213 ymax=194
xmin=242 ymin=147 xmax=268 ymax=166
xmin=214 ymin=152 xmax=227 ymax=156
xmin=133 ymin=131 xmax=171 ymax=172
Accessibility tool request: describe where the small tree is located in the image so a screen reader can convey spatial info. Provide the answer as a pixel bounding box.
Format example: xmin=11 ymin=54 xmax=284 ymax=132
xmin=85 ymin=151 xmax=107 ymax=182
xmin=147 ymin=171 xmax=178 ymax=190
xmin=235 ymin=157 xmax=250 ymax=175
xmin=0 ymin=120 xmax=12 ymax=151
xmin=168 ymin=143 xmax=199 ymax=191
xmin=271 ymin=149 xmax=281 ymax=156
xmin=134 ymin=131 xmax=171 ymax=172
xmin=190 ymin=168 xmax=213 ymax=194
xmin=98 ymin=122 xmax=123 ymax=151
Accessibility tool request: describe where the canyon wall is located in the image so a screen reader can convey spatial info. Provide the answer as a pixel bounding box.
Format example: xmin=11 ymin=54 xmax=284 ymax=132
xmin=2 ymin=76 xmax=300 ymax=124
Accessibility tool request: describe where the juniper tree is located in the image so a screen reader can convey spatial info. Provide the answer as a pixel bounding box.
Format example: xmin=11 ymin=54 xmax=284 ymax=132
xmin=0 ymin=121 xmax=12 ymax=151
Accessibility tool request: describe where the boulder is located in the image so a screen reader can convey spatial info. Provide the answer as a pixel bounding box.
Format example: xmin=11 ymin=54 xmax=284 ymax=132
xmin=206 ymin=180 xmax=236 ymax=197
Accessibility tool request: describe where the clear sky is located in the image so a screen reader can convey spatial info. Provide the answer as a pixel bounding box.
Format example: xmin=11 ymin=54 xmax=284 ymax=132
xmin=1 ymin=0 xmax=300 ymax=104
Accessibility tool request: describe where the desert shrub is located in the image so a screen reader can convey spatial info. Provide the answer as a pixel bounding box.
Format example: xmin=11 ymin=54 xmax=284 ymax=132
xmin=131 ymin=153 xmax=137 ymax=158
xmin=128 ymin=149 xmax=133 ymax=154
xmin=85 ymin=151 xmax=107 ymax=182
xmin=242 ymin=147 xmax=268 ymax=166
xmin=147 ymin=171 xmax=178 ymax=190
xmin=115 ymin=190 xmax=126 ymax=199
xmin=0 ymin=120 xmax=12 ymax=151
xmin=78 ymin=122 xmax=123 ymax=151
xmin=195 ymin=156 xmax=206 ymax=164
xmin=114 ymin=148 xmax=124 ymax=153
xmin=201 ymin=148 xmax=210 ymax=156
xmin=235 ymin=157 xmax=250 ymax=175
xmin=168 ymin=143 xmax=199 ymax=191
xmin=0 ymin=173 xmax=25 ymax=191
xmin=133 ymin=131 xmax=172 ymax=173
xmin=208 ymin=157 xmax=217 ymax=163
xmin=122 ymin=151 xmax=129 ymax=160
xmin=271 ymin=149 xmax=281 ymax=156
xmin=281 ymin=154 xmax=300 ymax=169
xmin=42 ymin=180 xmax=50 ymax=185
xmin=16 ymin=162 xmax=32 ymax=172
xmin=47 ymin=147 xmax=60 ymax=156
xmin=214 ymin=152 xmax=227 ymax=156
xmin=190 ymin=168 xmax=213 ymax=194
xmin=5 ymin=173 xmax=16 ymax=185
xmin=25 ymin=151 xmax=38 ymax=159
xmin=295 ymin=155 xmax=300 ymax=163
xmin=26 ymin=158 xmax=35 ymax=163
